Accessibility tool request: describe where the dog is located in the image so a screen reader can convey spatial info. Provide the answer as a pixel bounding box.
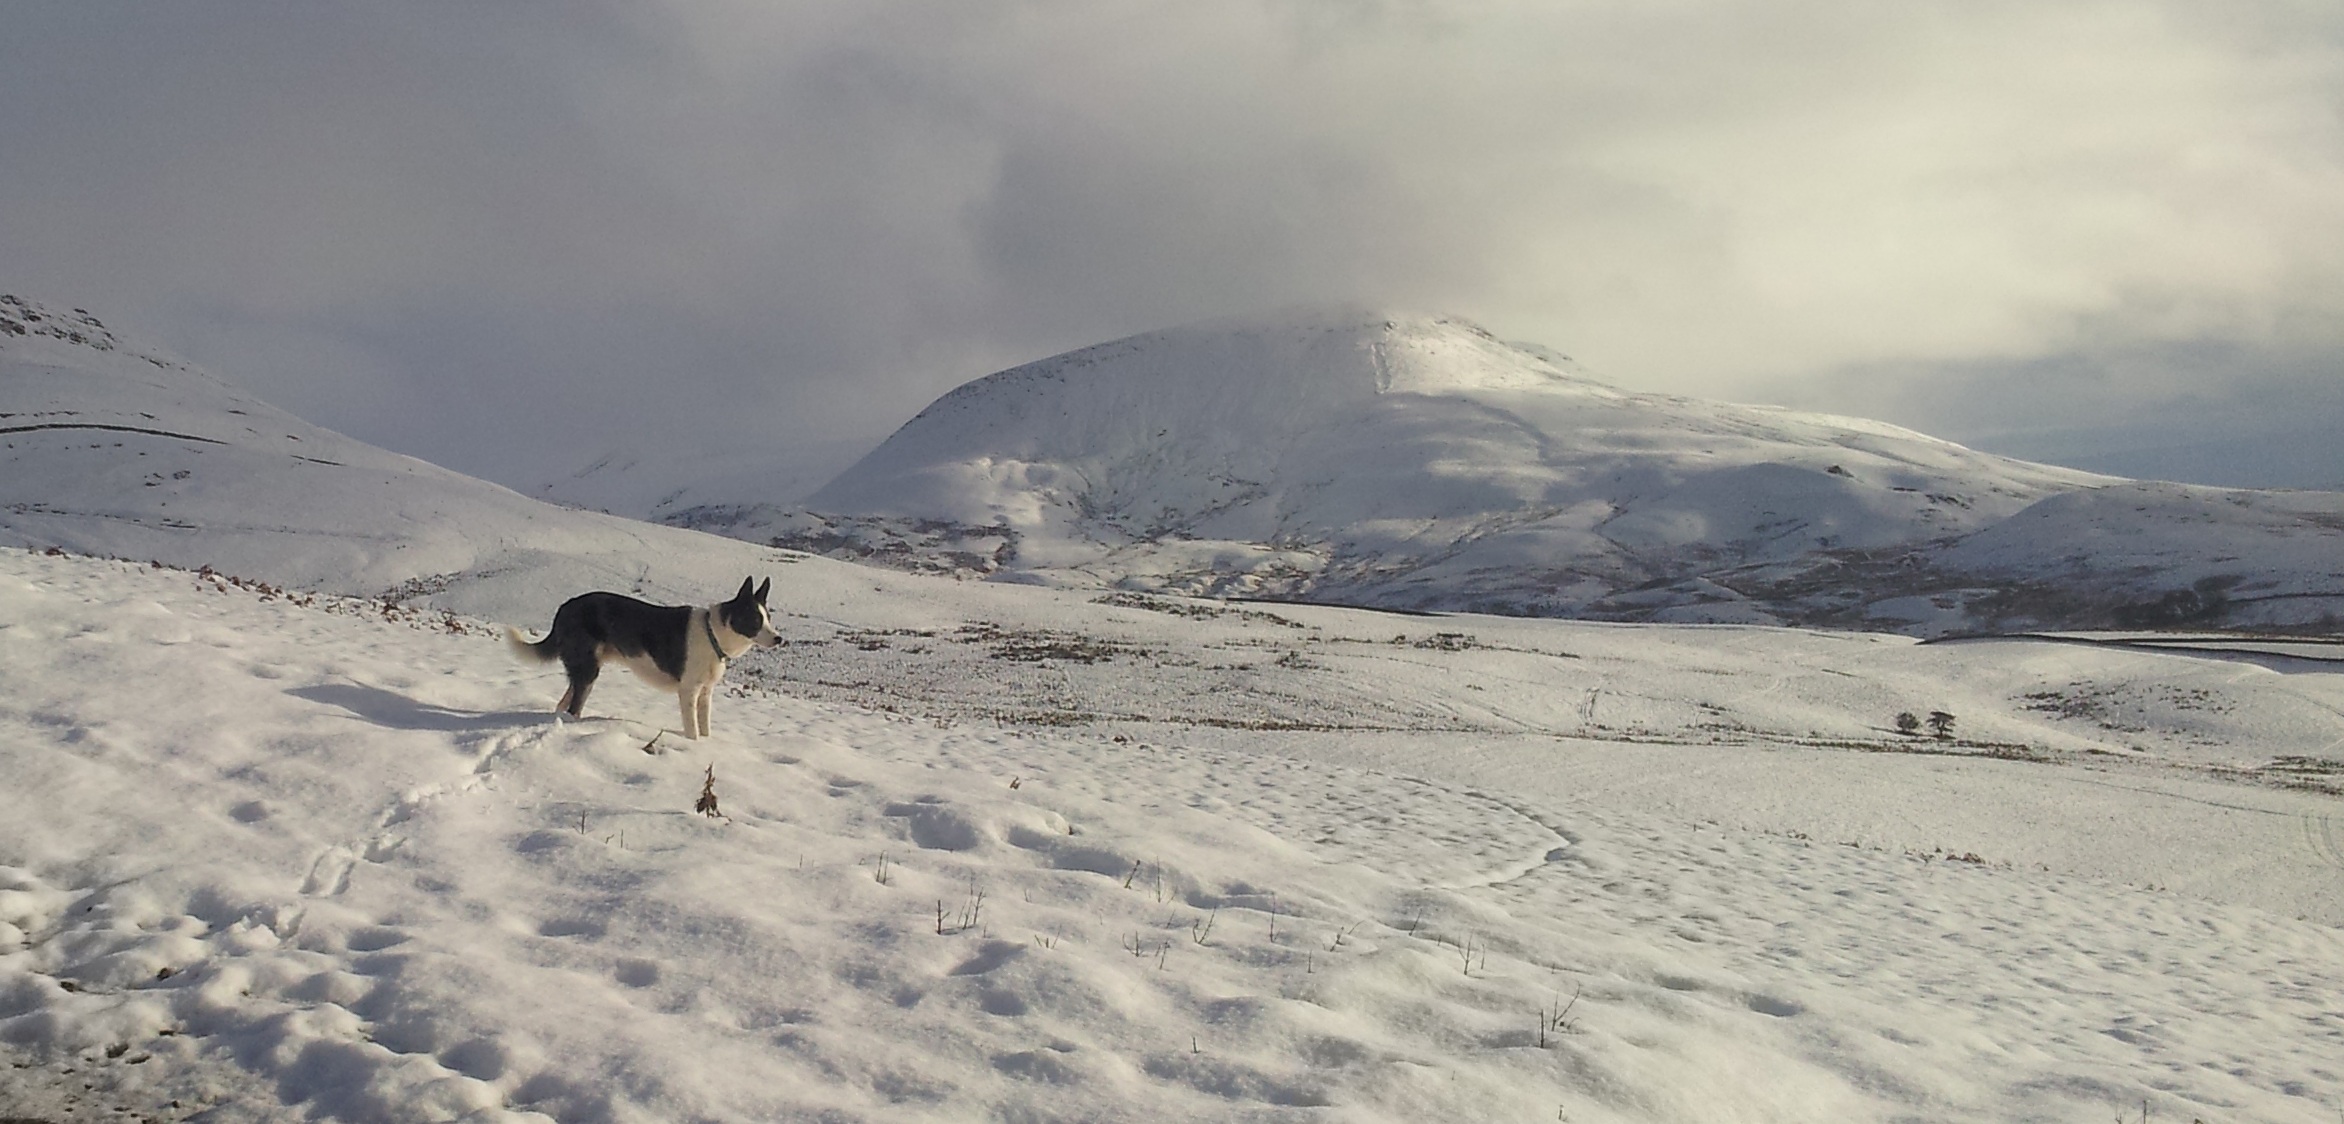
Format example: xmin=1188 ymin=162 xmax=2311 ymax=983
xmin=508 ymin=577 xmax=780 ymax=739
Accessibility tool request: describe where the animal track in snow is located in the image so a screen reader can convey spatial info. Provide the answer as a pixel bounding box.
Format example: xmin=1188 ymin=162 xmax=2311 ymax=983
xmin=300 ymin=846 xmax=356 ymax=897
xmin=2303 ymin=812 xmax=2344 ymax=871
xmin=537 ymin=916 xmax=607 ymax=939
xmin=345 ymin=925 xmax=411 ymax=952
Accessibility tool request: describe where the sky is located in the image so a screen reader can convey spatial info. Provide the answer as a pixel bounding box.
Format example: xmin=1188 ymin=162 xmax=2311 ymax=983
xmin=3 ymin=1 xmax=2341 ymax=494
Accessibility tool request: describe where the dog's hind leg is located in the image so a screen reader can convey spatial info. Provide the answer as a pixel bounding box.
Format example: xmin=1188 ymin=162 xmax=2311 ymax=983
xmin=561 ymin=655 xmax=599 ymax=718
xmin=563 ymin=677 xmax=596 ymax=718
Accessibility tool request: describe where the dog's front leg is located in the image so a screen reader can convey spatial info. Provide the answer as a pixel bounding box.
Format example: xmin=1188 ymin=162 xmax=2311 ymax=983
xmin=679 ymin=690 xmax=703 ymax=740
xmin=695 ymin=687 xmax=714 ymax=739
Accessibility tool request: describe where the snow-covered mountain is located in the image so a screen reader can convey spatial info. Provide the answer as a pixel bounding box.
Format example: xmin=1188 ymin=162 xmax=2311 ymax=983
xmin=663 ymin=308 xmax=2344 ymax=634
xmin=0 ymin=294 xmax=810 ymax=620
xmin=7 ymin=295 xmax=2344 ymax=1120
xmin=532 ymin=436 xmax=868 ymax=523
xmin=16 ymin=294 xmax=2339 ymax=636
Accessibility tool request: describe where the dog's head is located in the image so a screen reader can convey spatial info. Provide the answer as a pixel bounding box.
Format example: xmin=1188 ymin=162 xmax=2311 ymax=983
xmin=719 ymin=577 xmax=782 ymax=649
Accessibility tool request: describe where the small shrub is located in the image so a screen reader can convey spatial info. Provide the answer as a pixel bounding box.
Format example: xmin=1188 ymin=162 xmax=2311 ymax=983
xmin=694 ymin=765 xmax=720 ymax=817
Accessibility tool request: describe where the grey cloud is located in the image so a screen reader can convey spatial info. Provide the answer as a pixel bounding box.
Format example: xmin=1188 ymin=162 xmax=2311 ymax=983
xmin=1759 ymin=340 xmax=2344 ymax=490
xmin=2 ymin=1 xmax=2340 ymax=489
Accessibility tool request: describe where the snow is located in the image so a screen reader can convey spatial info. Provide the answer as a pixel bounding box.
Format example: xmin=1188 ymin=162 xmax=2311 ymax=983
xmin=6 ymin=295 xmax=2344 ymax=1121
xmin=646 ymin=307 xmax=2344 ymax=635
xmin=1931 ymin=481 xmax=2344 ymax=629
xmin=532 ymin=438 xmax=869 ymax=524
xmin=0 ymin=297 xmax=804 ymax=619
xmin=8 ymin=549 xmax=2344 ymax=1123
xmin=773 ymin=308 xmax=2116 ymax=618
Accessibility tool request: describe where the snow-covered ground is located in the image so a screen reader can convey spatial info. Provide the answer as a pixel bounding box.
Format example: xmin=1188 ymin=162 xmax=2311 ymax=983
xmin=5 ymin=547 xmax=2344 ymax=1123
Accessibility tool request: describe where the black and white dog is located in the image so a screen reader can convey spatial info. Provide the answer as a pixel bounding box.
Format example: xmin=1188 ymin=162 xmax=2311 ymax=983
xmin=508 ymin=577 xmax=781 ymax=739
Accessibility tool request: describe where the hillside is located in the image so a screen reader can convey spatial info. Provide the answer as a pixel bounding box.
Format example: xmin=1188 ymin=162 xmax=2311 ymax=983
xmin=5 ymin=297 xmax=2344 ymax=1121
xmin=0 ymin=294 xmax=813 ymax=621
xmin=657 ymin=308 xmax=2344 ymax=634
xmin=8 ymin=547 xmax=2344 ymax=1122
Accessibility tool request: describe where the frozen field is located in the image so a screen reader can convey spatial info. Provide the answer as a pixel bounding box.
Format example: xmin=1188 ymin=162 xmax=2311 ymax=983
xmin=4 ymin=546 xmax=2341 ymax=1123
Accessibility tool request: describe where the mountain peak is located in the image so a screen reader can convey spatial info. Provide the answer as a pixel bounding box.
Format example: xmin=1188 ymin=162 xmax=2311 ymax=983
xmin=0 ymin=294 xmax=121 ymax=352
xmin=929 ymin=308 xmax=1593 ymax=410
xmin=785 ymin=308 xmax=2119 ymax=620
xmin=0 ymin=294 xmax=191 ymax=374
xmin=825 ymin=308 xmax=1614 ymax=512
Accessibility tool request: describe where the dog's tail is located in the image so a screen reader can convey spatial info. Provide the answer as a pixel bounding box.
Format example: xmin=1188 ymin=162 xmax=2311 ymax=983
xmin=507 ymin=626 xmax=558 ymax=663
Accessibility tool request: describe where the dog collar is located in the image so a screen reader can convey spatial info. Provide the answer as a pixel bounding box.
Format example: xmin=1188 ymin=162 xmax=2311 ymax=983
xmin=702 ymin=612 xmax=731 ymax=663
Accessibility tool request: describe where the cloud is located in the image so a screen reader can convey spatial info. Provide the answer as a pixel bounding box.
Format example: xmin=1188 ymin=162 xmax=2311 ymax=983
xmin=1761 ymin=337 xmax=2344 ymax=489
xmin=2 ymin=1 xmax=2339 ymax=487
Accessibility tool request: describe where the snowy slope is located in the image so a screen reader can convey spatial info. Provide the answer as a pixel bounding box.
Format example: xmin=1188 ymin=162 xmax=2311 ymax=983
xmin=0 ymin=295 xmax=810 ymax=621
xmin=6 ymin=296 xmax=2344 ymax=1120
xmin=1921 ymin=481 xmax=2344 ymax=629
xmin=751 ymin=309 xmax=2096 ymax=612
xmin=533 ymin=435 xmax=867 ymax=524
xmin=667 ymin=309 xmax=2344 ymax=634
xmin=811 ymin=310 xmax=2087 ymax=549
xmin=9 ymin=548 xmax=2344 ymax=1123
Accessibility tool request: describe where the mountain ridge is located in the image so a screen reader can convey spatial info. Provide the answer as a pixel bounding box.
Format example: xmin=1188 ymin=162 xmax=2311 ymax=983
xmin=654 ymin=309 xmax=2342 ymax=635
xmin=7 ymin=295 xmax=2339 ymax=636
xmin=0 ymin=293 xmax=809 ymax=622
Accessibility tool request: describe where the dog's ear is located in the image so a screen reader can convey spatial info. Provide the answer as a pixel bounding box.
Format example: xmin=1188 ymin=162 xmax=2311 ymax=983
xmin=755 ymin=578 xmax=770 ymax=603
xmin=735 ymin=576 xmax=755 ymax=602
